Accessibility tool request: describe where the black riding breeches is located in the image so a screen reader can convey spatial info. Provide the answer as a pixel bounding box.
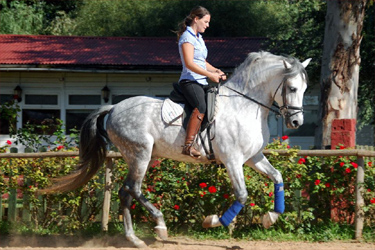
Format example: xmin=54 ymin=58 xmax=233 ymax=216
xmin=179 ymin=80 xmax=206 ymax=114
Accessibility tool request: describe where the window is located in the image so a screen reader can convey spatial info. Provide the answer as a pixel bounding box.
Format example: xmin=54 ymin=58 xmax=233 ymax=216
xmin=69 ymin=95 xmax=101 ymax=105
xmin=66 ymin=110 xmax=93 ymax=133
xmin=22 ymin=109 xmax=61 ymax=135
xmin=0 ymin=94 xmax=16 ymax=134
xmin=25 ymin=94 xmax=58 ymax=105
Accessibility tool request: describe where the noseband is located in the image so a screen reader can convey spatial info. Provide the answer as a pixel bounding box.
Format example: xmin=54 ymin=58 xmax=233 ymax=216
xmin=223 ymin=77 xmax=304 ymax=118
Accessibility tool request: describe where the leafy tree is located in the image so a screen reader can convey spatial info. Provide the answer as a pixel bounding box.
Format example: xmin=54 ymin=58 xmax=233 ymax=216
xmin=0 ymin=0 xmax=45 ymax=34
xmin=315 ymin=0 xmax=368 ymax=148
xmin=357 ymin=2 xmax=374 ymax=130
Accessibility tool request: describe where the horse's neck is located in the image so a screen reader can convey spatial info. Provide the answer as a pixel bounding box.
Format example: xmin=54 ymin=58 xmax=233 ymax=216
xmin=224 ymin=71 xmax=282 ymax=108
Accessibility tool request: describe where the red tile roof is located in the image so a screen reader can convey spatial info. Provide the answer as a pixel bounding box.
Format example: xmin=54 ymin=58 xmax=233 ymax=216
xmin=0 ymin=35 xmax=268 ymax=69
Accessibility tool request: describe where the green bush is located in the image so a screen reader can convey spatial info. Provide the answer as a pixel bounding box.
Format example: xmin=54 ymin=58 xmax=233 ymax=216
xmin=1 ymin=135 xmax=374 ymax=237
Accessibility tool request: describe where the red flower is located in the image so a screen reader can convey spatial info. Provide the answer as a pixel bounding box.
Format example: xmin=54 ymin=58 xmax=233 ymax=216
xmin=345 ymin=168 xmax=351 ymax=173
xmin=174 ymin=205 xmax=180 ymax=210
xmin=296 ymin=174 xmax=302 ymax=179
xmin=208 ymin=186 xmax=217 ymax=193
xmin=131 ymin=204 xmax=136 ymax=209
xmin=223 ymin=194 xmax=229 ymax=199
xmin=314 ymin=179 xmax=321 ymax=185
xmin=339 ymin=145 xmax=345 ymax=149
xmin=250 ymin=203 xmax=255 ymax=207
xmin=325 ymin=183 xmax=331 ymax=188
xmin=367 ymin=189 xmax=372 ymax=192
xmin=281 ymin=135 xmax=289 ymax=140
xmin=368 ymin=162 xmax=373 ymax=167
xmin=6 ymin=140 xmax=12 ymax=145
xmin=340 ymin=162 xmax=345 ymax=167
xmin=287 ymin=145 xmax=291 ymax=149
xmin=199 ymin=183 xmax=207 ymax=188
xmin=370 ymin=198 xmax=375 ymax=204
xmin=298 ymin=158 xmax=306 ymax=164
xmin=57 ymin=145 xmax=64 ymax=150
xmin=152 ymin=160 xmax=161 ymax=168
xmin=200 ymin=191 xmax=206 ymax=197
xmin=268 ymin=192 xmax=273 ymax=197
xmin=351 ymin=162 xmax=358 ymax=168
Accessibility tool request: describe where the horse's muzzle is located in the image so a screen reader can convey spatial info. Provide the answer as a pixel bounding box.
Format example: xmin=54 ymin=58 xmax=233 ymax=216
xmin=285 ymin=113 xmax=304 ymax=129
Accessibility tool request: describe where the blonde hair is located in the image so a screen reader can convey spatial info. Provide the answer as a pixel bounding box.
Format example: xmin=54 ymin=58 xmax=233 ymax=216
xmin=175 ymin=6 xmax=210 ymax=40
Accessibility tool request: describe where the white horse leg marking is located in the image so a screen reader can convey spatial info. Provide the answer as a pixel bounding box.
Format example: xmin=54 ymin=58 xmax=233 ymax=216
xmin=246 ymin=153 xmax=285 ymax=228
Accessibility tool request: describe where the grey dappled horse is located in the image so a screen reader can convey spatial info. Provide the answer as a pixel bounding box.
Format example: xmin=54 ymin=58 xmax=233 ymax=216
xmin=48 ymin=51 xmax=311 ymax=248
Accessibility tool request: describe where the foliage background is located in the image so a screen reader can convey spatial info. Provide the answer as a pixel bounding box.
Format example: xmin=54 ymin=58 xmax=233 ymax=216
xmin=0 ymin=0 xmax=373 ymax=128
xmin=1 ymin=134 xmax=374 ymax=240
xmin=0 ymin=0 xmax=374 ymax=240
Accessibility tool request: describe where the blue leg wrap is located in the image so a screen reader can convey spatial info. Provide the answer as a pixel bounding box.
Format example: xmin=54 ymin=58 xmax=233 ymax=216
xmin=219 ymin=200 xmax=244 ymax=227
xmin=274 ymin=183 xmax=285 ymax=214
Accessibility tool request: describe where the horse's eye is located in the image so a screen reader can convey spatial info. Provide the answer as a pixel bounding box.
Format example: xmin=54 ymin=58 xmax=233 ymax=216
xmin=289 ymin=87 xmax=297 ymax=93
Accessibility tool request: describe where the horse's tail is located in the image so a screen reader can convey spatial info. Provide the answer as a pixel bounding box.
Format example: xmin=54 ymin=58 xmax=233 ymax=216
xmin=40 ymin=105 xmax=113 ymax=194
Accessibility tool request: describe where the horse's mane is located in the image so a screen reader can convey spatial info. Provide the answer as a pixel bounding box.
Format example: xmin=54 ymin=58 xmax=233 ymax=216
xmin=228 ymin=51 xmax=308 ymax=91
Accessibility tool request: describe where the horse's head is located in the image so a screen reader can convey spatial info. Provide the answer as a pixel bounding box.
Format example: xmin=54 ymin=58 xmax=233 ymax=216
xmin=274 ymin=57 xmax=311 ymax=129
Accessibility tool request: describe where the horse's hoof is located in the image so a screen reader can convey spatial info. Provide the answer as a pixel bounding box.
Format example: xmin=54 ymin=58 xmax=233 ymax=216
xmin=262 ymin=211 xmax=280 ymax=229
xmin=154 ymin=226 xmax=168 ymax=240
xmin=202 ymin=215 xmax=222 ymax=228
xmin=126 ymin=235 xmax=147 ymax=248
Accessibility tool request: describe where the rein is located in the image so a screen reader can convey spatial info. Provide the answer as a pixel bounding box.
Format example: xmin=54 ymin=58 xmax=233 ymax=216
xmin=221 ymin=77 xmax=304 ymax=118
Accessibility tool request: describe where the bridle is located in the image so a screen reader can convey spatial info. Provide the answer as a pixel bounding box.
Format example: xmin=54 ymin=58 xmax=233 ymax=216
xmin=221 ymin=76 xmax=304 ymax=118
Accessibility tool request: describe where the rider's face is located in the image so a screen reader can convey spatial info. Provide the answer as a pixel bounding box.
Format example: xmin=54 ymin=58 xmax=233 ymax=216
xmin=195 ymin=15 xmax=210 ymax=34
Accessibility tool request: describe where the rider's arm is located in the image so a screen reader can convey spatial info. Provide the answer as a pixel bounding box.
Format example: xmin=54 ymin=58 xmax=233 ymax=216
xmin=206 ymin=62 xmax=227 ymax=81
xmin=181 ymin=43 xmax=222 ymax=83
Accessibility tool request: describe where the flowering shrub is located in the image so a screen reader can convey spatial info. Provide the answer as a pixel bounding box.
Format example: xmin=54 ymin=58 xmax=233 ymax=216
xmin=0 ymin=134 xmax=374 ymax=234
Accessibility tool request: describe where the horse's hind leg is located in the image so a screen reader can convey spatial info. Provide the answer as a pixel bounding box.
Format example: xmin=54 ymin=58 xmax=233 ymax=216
xmin=118 ymin=187 xmax=147 ymax=248
xmin=119 ymin=155 xmax=167 ymax=246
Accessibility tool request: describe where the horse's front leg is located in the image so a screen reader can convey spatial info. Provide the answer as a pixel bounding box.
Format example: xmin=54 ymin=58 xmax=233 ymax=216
xmin=202 ymin=160 xmax=247 ymax=228
xmin=245 ymin=153 xmax=284 ymax=228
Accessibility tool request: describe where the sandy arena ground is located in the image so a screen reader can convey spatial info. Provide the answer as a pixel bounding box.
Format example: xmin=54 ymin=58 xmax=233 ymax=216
xmin=0 ymin=235 xmax=374 ymax=250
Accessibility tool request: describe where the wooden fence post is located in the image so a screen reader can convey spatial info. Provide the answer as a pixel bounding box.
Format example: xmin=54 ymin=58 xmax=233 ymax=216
xmin=355 ymin=156 xmax=365 ymax=240
xmin=101 ymin=157 xmax=113 ymax=232
xmin=8 ymin=159 xmax=17 ymax=222
xmin=0 ymin=195 xmax=2 ymax=221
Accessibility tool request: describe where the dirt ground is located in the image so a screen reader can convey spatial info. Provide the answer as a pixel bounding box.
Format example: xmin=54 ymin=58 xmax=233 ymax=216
xmin=0 ymin=235 xmax=374 ymax=250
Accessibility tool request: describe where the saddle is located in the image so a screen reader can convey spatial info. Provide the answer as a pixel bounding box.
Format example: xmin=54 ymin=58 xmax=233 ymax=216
xmin=161 ymin=82 xmax=218 ymax=160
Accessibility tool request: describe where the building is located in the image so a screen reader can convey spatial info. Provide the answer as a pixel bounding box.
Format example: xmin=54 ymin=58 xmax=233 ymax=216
xmin=0 ymin=34 xmax=357 ymax=151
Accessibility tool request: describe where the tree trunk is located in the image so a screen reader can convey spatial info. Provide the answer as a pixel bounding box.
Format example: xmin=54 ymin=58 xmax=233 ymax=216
xmin=315 ymin=0 xmax=367 ymax=149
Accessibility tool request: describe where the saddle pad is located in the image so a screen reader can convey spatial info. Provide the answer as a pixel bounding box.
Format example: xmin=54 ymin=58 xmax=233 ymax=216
xmin=161 ymin=98 xmax=184 ymax=126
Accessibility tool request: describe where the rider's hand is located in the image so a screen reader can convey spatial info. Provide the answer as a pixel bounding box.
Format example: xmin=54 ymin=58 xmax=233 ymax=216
xmin=208 ymin=72 xmax=223 ymax=83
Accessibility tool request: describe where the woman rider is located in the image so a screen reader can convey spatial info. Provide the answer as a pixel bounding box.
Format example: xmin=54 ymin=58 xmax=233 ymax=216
xmin=176 ymin=6 xmax=226 ymax=158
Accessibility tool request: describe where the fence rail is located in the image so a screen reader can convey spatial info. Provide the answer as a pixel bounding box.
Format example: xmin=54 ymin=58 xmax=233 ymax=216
xmin=1 ymin=149 xmax=375 ymax=239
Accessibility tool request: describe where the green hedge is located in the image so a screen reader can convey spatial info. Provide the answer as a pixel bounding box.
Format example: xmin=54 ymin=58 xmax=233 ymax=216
xmin=0 ymin=138 xmax=374 ymax=235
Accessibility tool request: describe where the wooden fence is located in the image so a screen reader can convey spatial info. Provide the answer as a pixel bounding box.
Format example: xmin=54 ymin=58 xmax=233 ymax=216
xmin=1 ymin=148 xmax=375 ymax=239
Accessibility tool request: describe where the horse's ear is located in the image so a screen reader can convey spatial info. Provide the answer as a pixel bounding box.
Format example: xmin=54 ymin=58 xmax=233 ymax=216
xmin=283 ymin=60 xmax=292 ymax=69
xmin=301 ymin=58 xmax=312 ymax=68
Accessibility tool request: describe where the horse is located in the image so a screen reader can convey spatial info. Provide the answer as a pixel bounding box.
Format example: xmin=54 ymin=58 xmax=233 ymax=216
xmin=45 ymin=51 xmax=311 ymax=248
